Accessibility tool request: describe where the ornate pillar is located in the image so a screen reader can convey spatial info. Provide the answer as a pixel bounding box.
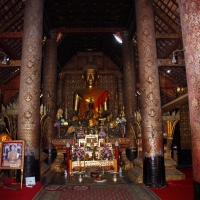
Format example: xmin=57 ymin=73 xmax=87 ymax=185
xmin=135 ymin=0 xmax=166 ymax=188
xmin=18 ymin=0 xmax=44 ymax=181
xmin=116 ymin=72 xmax=123 ymax=116
xmin=0 ymin=90 xmax=2 ymax=113
xmin=130 ymin=40 xmax=137 ymax=114
xmin=178 ymin=1 xmax=200 ymax=197
xmin=121 ymin=31 xmax=137 ymax=123
xmin=42 ymin=30 xmax=58 ymax=165
xmin=121 ymin=31 xmax=138 ymax=152
xmin=57 ymin=72 xmax=64 ymax=109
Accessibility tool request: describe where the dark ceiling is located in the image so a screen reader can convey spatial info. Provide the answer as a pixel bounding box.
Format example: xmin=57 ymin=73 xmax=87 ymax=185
xmin=0 ymin=0 xmax=187 ymax=107
xmin=44 ymin=0 xmax=135 ymax=69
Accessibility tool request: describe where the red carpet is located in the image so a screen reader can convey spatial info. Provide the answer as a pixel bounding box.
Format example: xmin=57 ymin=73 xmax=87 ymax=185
xmin=34 ymin=184 xmax=160 ymax=200
xmin=0 ymin=181 xmax=42 ymax=200
xmin=58 ymin=186 xmax=135 ymax=200
xmin=151 ymin=168 xmax=193 ymax=200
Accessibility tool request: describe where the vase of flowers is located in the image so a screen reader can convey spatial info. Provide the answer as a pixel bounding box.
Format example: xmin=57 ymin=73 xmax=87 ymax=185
xmin=60 ymin=153 xmax=68 ymax=174
xmin=101 ymin=144 xmax=113 ymax=160
xmin=72 ymin=144 xmax=84 ymax=161
xmin=116 ymin=116 xmax=126 ymax=138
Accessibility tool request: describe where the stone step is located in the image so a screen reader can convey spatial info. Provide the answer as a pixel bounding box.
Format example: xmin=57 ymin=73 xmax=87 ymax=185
xmin=40 ymin=162 xmax=51 ymax=176
xmin=165 ymin=168 xmax=185 ymax=181
xmin=128 ymin=166 xmax=143 ymax=183
xmin=128 ymin=163 xmax=185 ymax=183
xmin=40 ymin=152 xmax=48 ymax=163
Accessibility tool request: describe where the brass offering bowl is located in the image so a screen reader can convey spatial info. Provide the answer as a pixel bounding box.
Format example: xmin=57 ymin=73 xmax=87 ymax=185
xmin=90 ymin=172 xmax=99 ymax=179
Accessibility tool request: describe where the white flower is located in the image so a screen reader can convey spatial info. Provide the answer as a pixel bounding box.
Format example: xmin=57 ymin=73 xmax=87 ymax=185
xmin=101 ymin=145 xmax=112 ymax=159
xmin=116 ymin=116 xmax=126 ymax=126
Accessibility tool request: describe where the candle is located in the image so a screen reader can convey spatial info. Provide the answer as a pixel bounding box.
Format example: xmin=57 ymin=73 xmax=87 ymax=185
xmin=115 ymin=140 xmax=119 ymax=172
xmin=114 ymin=159 xmax=118 ymax=172
xmin=66 ymin=142 xmax=70 ymax=173
xmin=43 ymin=105 xmax=46 ymax=115
xmin=84 ymin=143 xmax=86 ymax=169
xmin=40 ymin=104 xmax=43 ymax=115
xmin=69 ymin=159 xmax=72 ymax=172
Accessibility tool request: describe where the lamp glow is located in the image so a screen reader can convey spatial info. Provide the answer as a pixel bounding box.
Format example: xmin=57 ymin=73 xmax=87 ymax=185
xmin=172 ymin=49 xmax=185 ymax=64
xmin=0 ymin=52 xmax=9 ymax=65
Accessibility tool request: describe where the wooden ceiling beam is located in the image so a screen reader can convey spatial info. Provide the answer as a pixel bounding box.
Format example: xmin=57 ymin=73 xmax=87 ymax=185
xmin=159 ymin=72 xmax=179 ymax=87
xmin=135 ymin=59 xmax=185 ymax=66
xmin=0 ymin=10 xmax=24 ymax=32
xmin=54 ymin=27 xmax=125 ymax=33
xmin=0 ymin=40 xmax=20 ymax=60
xmin=0 ymin=60 xmax=21 ymax=67
xmin=0 ymin=84 xmax=19 ymax=90
xmin=158 ymin=59 xmax=185 ymax=66
xmin=162 ymin=93 xmax=188 ymax=112
xmin=159 ymin=73 xmax=178 ymax=98
xmin=158 ymin=39 xmax=183 ymax=59
xmin=0 ymin=32 xmax=22 ymax=39
xmin=0 ymin=58 xmax=181 ymax=68
xmin=154 ymin=7 xmax=182 ymax=35
xmin=156 ymin=33 xmax=180 ymax=38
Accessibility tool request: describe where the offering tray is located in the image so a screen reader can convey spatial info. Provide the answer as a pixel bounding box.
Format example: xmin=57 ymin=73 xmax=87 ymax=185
xmin=94 ymin=179 xmax=107 ymax=183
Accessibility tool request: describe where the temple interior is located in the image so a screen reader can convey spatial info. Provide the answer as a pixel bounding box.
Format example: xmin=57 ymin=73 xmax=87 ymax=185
xmin=0 ymin=0 xmax=198 ymax=199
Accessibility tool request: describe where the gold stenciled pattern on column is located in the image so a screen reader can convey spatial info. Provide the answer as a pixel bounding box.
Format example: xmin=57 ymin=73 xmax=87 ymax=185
xmin=116 ymin=72 xmax=123 ymax=116
xmin=136 ymin=0 xmax=163 ymax=157
xmin=121 ymin=31 xmax=137 ymax=121
xmin=179 ymin=104 xmax=191 ymax=149
xmin=42 ymin=30 xmax=58 ymax=141
xmin=18 ymin=0 xmax=44 ymax=160
xmin=178 ymin=0 xmax=200 ymax=182
xmin=142 ymin=123 xmax=163 ymax=158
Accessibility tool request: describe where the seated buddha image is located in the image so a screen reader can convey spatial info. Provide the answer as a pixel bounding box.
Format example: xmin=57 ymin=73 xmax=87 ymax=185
xmin=2 ymin=144 xmax=21 ymax=167
xmin=72 ymin=56 xmax=110 ymax=127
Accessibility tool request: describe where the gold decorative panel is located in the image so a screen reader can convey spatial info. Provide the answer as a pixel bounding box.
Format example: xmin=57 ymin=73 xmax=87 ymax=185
xmin=179 ymin=104 xmax=191 ymax=149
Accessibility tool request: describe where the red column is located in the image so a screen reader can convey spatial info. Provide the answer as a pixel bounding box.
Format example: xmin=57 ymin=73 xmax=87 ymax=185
xmin=135 ymin=0 xmax=166 ymax=188
xmin=178 ymin=0 xmax=200 ymax=197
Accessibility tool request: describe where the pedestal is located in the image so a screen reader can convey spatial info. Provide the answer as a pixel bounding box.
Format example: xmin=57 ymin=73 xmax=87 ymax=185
xmin=50 ymin=139 xmax=73 ymax=172
xmin=128 ymin=156 xmax=185 ymax=183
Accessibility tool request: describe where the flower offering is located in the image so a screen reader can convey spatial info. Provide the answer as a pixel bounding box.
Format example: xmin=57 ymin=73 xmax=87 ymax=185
xmin=72 ymin=144 xmax=84 ymax=160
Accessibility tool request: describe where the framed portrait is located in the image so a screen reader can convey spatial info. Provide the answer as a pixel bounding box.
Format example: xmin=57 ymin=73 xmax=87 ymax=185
xmin=0 ymin=140 xmax=25 ymax=169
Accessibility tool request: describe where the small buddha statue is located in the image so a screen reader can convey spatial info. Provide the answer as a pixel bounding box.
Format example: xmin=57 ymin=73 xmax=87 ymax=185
xmin=72 ymin=55 xmax=110 ymax=127
xmin=54 ymin=108 xmax=64 ymax=139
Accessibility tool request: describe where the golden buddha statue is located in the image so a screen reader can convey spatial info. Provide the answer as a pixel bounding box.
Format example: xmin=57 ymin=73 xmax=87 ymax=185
xmin=72 ymin=56 xmax=110 ymax=127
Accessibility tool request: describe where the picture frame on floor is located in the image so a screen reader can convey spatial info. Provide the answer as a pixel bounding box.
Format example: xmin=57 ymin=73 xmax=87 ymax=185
xmin=0 ymin=140 xmax=25 ymax=190
xmin=0 ymin=140 xmax=25 ymax=169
